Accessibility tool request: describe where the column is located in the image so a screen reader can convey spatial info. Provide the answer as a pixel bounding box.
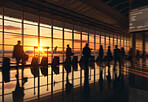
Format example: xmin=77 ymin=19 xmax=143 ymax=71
xmin=142 ymin=32 xmax=146 ymax=61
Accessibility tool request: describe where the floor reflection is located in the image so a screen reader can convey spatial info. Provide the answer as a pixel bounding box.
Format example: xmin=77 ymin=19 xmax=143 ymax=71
xmin=1 ymin=59 xmax=148 ymax=102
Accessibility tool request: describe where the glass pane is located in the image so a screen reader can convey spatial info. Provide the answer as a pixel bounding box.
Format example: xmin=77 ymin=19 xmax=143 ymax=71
xmin=89 ymin=34 xmax=94 ymax=43
xmin=74 ymin=41 xmax=80 ymax=49
xmin=53 ymin=38 xmax=62 ymax=48
xmin=53 ymin=29 xmax=62 ymax=39
xmin=4 ymin=20 xmax=21 ymax=34
xmin=40 ymin=37 xmax=51 ymax=47
xmin=24 ymin=35 xmax=38 ymax=46
xmin=64 ymin=40 xmax=72 ymax=48
xmin=40 ymin=27 xmax=51 ymax=37
xmin=4 ymin=33 xmax=22 ymax=45
xmin=24 ymin=24 xmax=38 ymax=36
xmin=64 ymin=31 xmax=72 ymax=40
xmin=74 ymin=33 xmax=80 ymax=40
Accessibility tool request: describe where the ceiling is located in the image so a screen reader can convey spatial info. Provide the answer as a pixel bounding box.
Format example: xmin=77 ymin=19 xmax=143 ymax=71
xmin=2 ymin=0 xmax=130 ymax=34
xmin=102 ymin=0 xmax=129 ymax=17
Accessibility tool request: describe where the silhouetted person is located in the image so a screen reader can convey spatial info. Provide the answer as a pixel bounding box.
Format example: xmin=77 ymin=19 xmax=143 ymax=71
xmin=128 ymin=48 xmax=133 ymax=68
xmin=66 ymin=44 xmax=73 ymax=58
xmin=107 ymin=46 xmax=112 ymax=70
xmin=66 ymin=81 xmax=73 ymax=95
xmin=65 ymin=44 xmax=73 ymax=93
xmin=82 ymin=43 xmax=91 ymax=98
xmin=96 ymin=45 xmax=104 ymax=67
xmin=141 ymin=51 xmax=146 ymax=62
xmin=13 ymin=72 xmax=25 ymax=102
xmin=113 ymin=45 xmax=121 ymax=70
xmin=99 ymin=68 xmax=103 ymax=92
xmin=116 ymin=70 xmax=125 ymax=93
xmin=12 ymin=40 xmax=24 ymax=67
xmin=83 ymin=43 xmax=91 ymax=85
xmin=106 ymin=68 xmax=111 ymax=89
xmin=120 ymin=47 xmax=125 ymax=66
xmin=136 ymin=50 xmax=140 ymax=62
xmin=113 ymin=70 xmax=118 ymax=92
xmin=98 ymin=45 xmax=104 ymax=63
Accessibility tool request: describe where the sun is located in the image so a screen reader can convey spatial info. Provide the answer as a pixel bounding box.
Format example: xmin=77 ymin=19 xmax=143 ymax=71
xmin=38 ymin=47 xmax=45 ymax=53
xmin=39 ymin=47 xmax=43 ymax=51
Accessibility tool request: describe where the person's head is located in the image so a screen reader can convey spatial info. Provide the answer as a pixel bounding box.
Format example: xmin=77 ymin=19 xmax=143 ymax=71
xmin=121 ymin=47 xmax=124 ymax=51
xmin=100 ymin=45 xmax=103 ymax=49
xmin=108 ymin=46 xmax=110 ymax=49
xmin=137 ymin=50 xmax=139 ymax=52
xmin=17 ymin=40 xmax=21 ymax=45
xmin=67 ymin=44 xmax=69 ymax=48
xmin=86 ymin=43 xmax=88 ymax=47
xmin=115 ymin=45 xmax=118 ymax=49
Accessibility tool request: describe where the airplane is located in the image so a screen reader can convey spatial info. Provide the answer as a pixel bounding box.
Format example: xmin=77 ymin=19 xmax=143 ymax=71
xmin=53 ymin=46 xmax=57 ymax=53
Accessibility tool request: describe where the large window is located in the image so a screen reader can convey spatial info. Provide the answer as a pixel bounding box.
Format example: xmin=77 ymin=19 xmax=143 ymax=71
xmin=0 ymin=6 xmax=129 ymax=102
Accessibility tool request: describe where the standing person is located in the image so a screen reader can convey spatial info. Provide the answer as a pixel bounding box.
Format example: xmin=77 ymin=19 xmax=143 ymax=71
xmin=136 ymin=50 xmax=140 ymax=62
xmin=99 ymin=45 xmax=104 ymax=63
xmin=82 ymin=43 xmax=91 ymax=88
xmin=66 ymin=44 xmax=73 ymax=59
xmin=12 ymin=40 xmax=24 ymax=67
xmin=128 ymin=48 xmax=133 ymax=68
xmin=113 ymin=45 xmax=121 ymax=70
xmin=65 ymin=44 xmax=73 ymax=88
xmin=107 ymin=46 xmax=112 ymax=70
xmin=121 ymin=47 xmax=125 ymax=66
xmin=96 ymin=45 xmax=104 ymax=66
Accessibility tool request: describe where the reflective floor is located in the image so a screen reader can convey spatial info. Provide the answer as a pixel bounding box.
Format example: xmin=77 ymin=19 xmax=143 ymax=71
xmin=0 ymin=59 xmax=148 ymax=102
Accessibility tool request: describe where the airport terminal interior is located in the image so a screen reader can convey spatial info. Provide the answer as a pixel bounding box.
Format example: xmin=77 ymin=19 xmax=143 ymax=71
xmin=0 ymin=0 xmax=148 ymax=102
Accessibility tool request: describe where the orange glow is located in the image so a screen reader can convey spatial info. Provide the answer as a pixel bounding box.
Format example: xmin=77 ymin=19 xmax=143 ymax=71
xmin=39 ymin=47 xmax=43 ymax=51
xmin=38 ymin=47 xmax=47 ymax=53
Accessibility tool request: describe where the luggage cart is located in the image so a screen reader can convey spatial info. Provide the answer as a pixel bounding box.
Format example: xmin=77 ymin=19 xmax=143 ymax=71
xmin=31 ymin=46 xmax=49 ymax=94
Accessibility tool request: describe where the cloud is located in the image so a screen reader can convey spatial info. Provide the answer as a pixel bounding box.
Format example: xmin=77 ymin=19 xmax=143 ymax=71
xmin=0 ymin=25 xmax=25 ymax=30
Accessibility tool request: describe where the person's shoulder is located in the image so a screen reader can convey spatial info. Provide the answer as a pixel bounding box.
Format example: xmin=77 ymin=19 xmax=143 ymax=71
xmin=14 ymin=44 xmax=18 ymax=48
xmin=19 ymin=45 xmax=23 ymax=48
xmin=83 ymin=46 xmax=86 ymax=49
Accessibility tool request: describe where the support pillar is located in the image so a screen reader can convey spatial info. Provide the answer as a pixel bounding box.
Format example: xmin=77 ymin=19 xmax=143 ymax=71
xmin=131 ymin=33 xmax=136 ymax=57
xmin=142 ymin=32 xmax=146 ymax=61
xmin=130 ymin=33 xmax=136 ymax=68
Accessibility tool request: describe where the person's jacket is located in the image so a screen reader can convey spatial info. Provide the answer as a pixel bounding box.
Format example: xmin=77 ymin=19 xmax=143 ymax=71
xmin=107 ymin=49 xmax=112 ymax=61
xmin=66 ymin=47 xmax=73 ymax=58
xmin=99 ymin=48 xmax=104 ymax=59
xmin=12 ymin=44 xmax=24 ymax=60
xmin=114 ymin=48 xmax=121 ymax=59
xmin=82 ymin=46 xmax=91 ymax=58
xmin=107 ymin=49 xmax=112 ymax=57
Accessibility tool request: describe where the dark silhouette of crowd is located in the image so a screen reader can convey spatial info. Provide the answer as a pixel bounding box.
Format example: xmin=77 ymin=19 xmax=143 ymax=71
xmin=2 ymin=40 xmax=140 ymax=102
